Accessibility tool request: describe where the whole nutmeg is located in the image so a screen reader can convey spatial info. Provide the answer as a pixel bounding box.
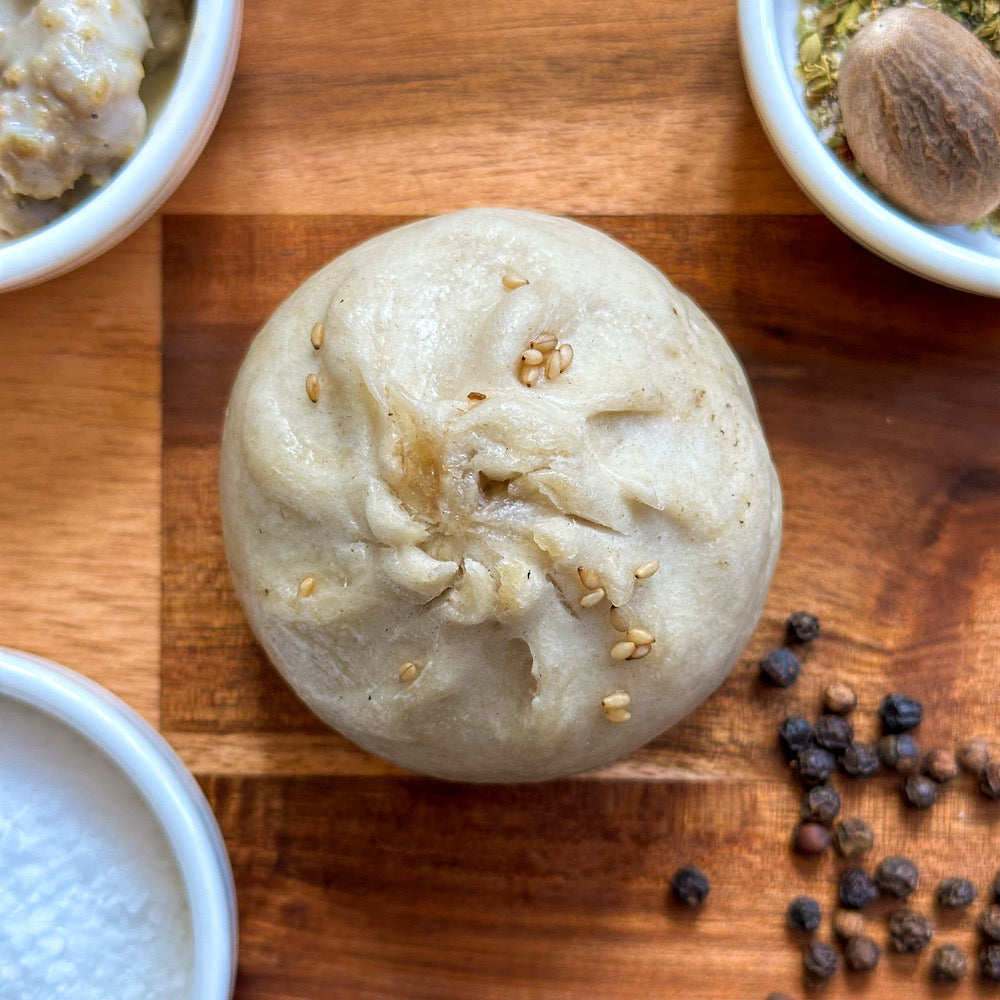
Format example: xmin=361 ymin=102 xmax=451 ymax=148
xmin=838 ymin=5 xmax=1000 ymax=225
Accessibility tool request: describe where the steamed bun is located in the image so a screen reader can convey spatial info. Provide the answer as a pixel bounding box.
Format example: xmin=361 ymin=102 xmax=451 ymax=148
xmin=219 ymin=208 xmax=781 ymax=782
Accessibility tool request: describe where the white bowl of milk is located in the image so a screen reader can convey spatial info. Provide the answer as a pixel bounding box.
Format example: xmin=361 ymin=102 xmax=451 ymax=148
xmin=0 ymin=646 xmax=237 ymax=1000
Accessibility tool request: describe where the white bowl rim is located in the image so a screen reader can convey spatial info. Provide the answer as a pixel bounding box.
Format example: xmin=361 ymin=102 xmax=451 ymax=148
xmin=737 ymin=0 xmax=1000 ymax=297
xmin=0 ymin=0 xmax=242 ymax=293
xmin=0 ymin=646 xmax=238 ymax=1000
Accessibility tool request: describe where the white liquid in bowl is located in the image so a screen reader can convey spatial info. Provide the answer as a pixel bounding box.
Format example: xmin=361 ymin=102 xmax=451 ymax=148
xmin=0 ymin=696 xmax=193 ymax=1000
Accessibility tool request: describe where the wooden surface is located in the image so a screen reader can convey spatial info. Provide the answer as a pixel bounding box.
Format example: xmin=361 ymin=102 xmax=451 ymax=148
xmin=2 ymin=1 xmax=1000 ymax=997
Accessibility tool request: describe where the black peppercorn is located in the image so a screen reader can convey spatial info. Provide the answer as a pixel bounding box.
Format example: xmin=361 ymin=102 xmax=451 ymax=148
xmin=978 ymin=904 xmax=1000 ymax=941
xmin=786 ymin=610 xmax=820 ymax=643
xmin=823 ymin=680 xmax=857 ymax=715
xmin=787 ymin=895 xmax=822 ymax=933
xmin=833 ymin=909 xmax=866 ymax=940
xmin=903 ymin=773 xmax=939 ymax=809
xmin=795 ymin=746 xmax=837 ymax=787
xmin=931 ymin=944 xmax=968 ymax=983
xmin=839 ymin=868 xmax=879 ymax=910
xmin=779 ymin=716 xmax=815 ymax=761
xmin=878 ymin=733 xmax=920 ymax=774
xmin=922 ymin=747 xmax=959 ymax=784
xmin=760 ymin=647 xmax=802 ymax=687
xmin=801 ymin=784 xmax=841 ymax=825
xmin=980 ymin=761 xmax=1000 ymax=800
xmin=844 ymin=934 xmax=881 ymax=972
xmin=879 ymin=693 xmax=924 ymax=733
xmin=815 ymin=714 xmax=854 ymax=754
xmin=991 ymin=871 xmax=1000 ymax=903
xmin=936 ymin=877 xmax=976 ymax=910
xmin=839 ymin=742 xmax=881 ymax=778
xmin=833 ymin=818 xmax=874 ymax=859
xmin=874 ymin=856 xmax=920 ymax=899
xmin=793 ymin=822 xmax=831 ymax=855
xmin=888 ymin=910 xmax=934 ymax=953
xmin=980 ymin=944 xmax=1000 ymax=982
xmin=956 ymin=737 xmax=991 ymax=776
xmin=803 ymin=940 xmax=840 ymax=980
xmin=670 ymin=865 xmax=710 ymax=907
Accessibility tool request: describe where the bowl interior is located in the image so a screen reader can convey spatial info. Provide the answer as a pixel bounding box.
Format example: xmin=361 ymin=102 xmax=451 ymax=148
xmin=738 ymin=0 xmax=1000 ymax=296
xmin=0 ymin=647 xmax=237 ymax=1000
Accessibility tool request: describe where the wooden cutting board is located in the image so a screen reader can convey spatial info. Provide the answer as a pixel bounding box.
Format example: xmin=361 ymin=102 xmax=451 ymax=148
xmin=2 ymin=2 xmax=1000 ymax=997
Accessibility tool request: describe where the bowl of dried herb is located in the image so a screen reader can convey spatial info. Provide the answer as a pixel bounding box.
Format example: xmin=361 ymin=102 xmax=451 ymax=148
xmin=737 ymin=0 xmax=1000 ymax=296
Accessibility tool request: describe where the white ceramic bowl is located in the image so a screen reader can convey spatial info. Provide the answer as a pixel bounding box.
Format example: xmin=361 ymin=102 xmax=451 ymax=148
xmin=0 ymin=646 xmax=237 ymax=1000
xmin=0 ymin=0 xmax=242 ymax=293
xmin=738 ymin=0 xmax=1000 ymax=296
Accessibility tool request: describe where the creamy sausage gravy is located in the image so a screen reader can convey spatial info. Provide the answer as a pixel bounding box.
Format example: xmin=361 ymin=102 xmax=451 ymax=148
xmin=0 ymin=1 xmax=188 ymax=239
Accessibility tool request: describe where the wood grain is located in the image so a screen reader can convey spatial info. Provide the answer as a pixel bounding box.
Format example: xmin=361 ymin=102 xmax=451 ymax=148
xmin=209 ymin=773 xmax=1000 ymax=1000
xmin=0 ymin=222 xmax=162 ymax=721
xmin=167 ymin=0 xmax=810 ymax=218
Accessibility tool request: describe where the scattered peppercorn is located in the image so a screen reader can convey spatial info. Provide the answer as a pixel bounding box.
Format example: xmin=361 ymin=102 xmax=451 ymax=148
xmin=980 ymin=944 xmax=1000 ymax=982
xmin=670 ymin=865 xmax=710 ymax=907
xmin=760 ymin=647 xmax=802 ymax=687
xmin=978 ymin=904 xmax=1000 ymax=941
xmin=903 ymin=773 xmax=939 ymax=809
xmin=801 ymin=784 xmax=841 ymax=825
xmin=879 ymin=693 xmax=924 ymax=733
xmin=787 ymin=895 xmax=822 ymax=933
xmin=877 ymin=733 xmax=920 ymax=774
xmin=839 ymin=742 xmax=881 ymax=778
xmin=803 ymin=940 xmax=840 ymax=981
xmin=931 ymin=944 xmax=968 ymax=983
xmin=888 ymin=910 xmax=934 ymax=953
xmin=875 ymin=856 xmax=920 ymax=899
xmin=815 ymin=714 xmax=854 ymax=754
xmin=833 ymin=909 xmax=866 ymax=940
xmin=757 ymin=632 xmax=997 ymax=988
xmin=839 ymin=868 xmax=879 ymax=910
xmin=922 ymin=747 xmax=959 ymax=784
xmin=823 ymin=681 xmax=857 ymax=715
xmin=936 ymin=877 xmax=976 ymax=910
xmin=979 ymin=761 xmax=1000 ymax=800
xmin=786 ymin=610 xmax=820 ymax=643
xmin=833 ymin=818 xmax=874 ymax=859
xmin=957 ymin=737 xmax=991 ymax=776
xmin=845 ymin=934 xmax=881 ymax=972
xmin=779 ymin=716 xmax=815 ymax=760
xmin=795 ymin=746 xmax=837 ymax=787
xmin=794 ymin=821 xmax=831 ymax=855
